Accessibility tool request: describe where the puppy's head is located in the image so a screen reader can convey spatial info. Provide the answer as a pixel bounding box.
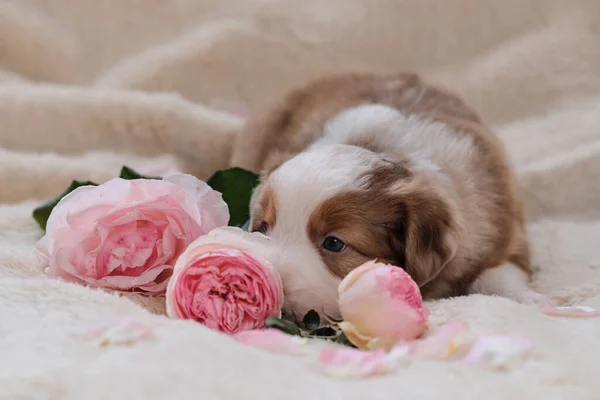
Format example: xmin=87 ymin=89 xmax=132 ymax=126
xmin=249 ymin=144 xmax=459 ymax=318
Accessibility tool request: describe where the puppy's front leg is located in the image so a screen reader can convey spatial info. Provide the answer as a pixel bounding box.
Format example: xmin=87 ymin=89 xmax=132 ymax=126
xmin=469 ymin=263 xmax=547 ymax=304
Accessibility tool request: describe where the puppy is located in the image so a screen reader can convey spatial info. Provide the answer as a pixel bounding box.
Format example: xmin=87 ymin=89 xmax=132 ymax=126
xmin=231 ymin=73 xmax=542 ymax=318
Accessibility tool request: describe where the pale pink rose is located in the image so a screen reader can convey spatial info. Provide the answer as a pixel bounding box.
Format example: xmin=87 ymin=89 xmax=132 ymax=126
xmin=539 ymin=303 xmax=600 ymax=318
xmin=233 ymin=328 xmax=308 ymax=355
xmin=37 ymin=173 xmax=229 ymax=294
xmin=338 ymin=260 xmax=429 ymax=351
xmin=166 ymin=227 xmax=284 ymax=334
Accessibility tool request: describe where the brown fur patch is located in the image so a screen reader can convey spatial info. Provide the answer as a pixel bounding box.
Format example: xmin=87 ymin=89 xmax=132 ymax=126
xmin=306 ymin=188 xmax=401 ymax=278
xmin=251 ymin=185 xmax=277 ymax=234
xmin=307 ymin=161 xmax=459 ymax=291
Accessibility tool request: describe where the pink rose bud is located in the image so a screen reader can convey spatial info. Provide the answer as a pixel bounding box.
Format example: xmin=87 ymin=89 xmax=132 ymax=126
xmin=36 ymin=173 xmax=229 ymax=294
xmin=166 ymin=227 xmax=284 ymax=334
xmin=338 ymin=260 xmax=429 ymax=351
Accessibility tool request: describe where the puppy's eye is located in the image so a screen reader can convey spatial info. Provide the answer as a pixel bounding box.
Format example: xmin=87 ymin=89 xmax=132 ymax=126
xmin=253 ymin=220 xmax=269 ymax=234
xmin=322 ymin=236 xmax=347 ymax=253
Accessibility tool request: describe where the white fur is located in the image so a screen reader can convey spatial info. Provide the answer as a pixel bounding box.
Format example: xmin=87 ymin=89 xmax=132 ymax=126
xmin=266 ymin=144 xmax=380 ymax=317
xmin=469 ymin=263 xmax=547 ymax=304
xmin=317 ymin=103 xmax=473 ymax=177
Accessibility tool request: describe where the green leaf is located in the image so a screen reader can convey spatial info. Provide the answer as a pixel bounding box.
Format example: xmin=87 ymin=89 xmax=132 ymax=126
xmin=32 ymin=180 xmax=98 ymax=231
xmin=280 ymin=309 xmax=297 ymax=324
xmin=207 ymin=167 xmax=260 ymax=228
xmin=119 ymin=166 xmax=161 ymax=180
xmin=302 ymin=309 xmax=320 ymax=330
xmin=309 ymin=327 xmax=336 ymax=337
xmin=334 ymin=332 xmax=357 ymax=348
xmin=265 ymin=317 xmax=301 ymax=336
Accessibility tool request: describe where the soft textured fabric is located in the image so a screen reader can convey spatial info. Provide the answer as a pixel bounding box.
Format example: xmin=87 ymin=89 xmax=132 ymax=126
xmin=1 ymin=1 xmax=599 ymax=399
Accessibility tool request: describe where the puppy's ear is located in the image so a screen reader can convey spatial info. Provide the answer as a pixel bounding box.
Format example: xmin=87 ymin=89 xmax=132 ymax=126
xmin=249 ymin=180 xmax=279 ymax=234
xmin=248 ymin=181 xmax=266 ymax=226
xmin=389 ymin=178 xmax=460 ymax=287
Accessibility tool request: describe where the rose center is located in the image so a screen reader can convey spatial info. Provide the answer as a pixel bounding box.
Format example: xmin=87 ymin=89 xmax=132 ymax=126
xmin=98 ymin=221 xmax=159 ymax=275
xmin=209 ymin=282 xmax=231 ymax=299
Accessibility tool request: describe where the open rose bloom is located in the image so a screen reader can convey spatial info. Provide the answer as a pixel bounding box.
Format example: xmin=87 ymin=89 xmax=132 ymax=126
xmin=166 ymin=227 xmax=284 ymax=334
xmin=338 ymin=260 xmax=429 ymax=350
xmin=36 ymin=174 xmax=229 ymax=294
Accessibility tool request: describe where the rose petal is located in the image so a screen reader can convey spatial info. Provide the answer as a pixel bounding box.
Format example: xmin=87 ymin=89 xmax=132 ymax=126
xmin=319 ymin=345 xmax=410 ymax=379
xmin=539 ymin=303 xmax=600 ymax=318
xmin=338 ymin=261 xmax=428 ymax=350
xmin=192 ymin=227 xmax=280 ymax=270
xmin=82 ymin=318 xmax=155 ymax=346
xmin=410 ymin=321 xmax=471 ymax=359
xmin=91 ymin=264 xmax=172 ymax=292
xmin=337 ymin=260 xmax=381 ymax=294
xmin=339 ymin=294 xmax=426 ymax=349
xmin=338 ymin=321 xmax=377 ymax=350
xmin=233 ymin=329 xmax=309 ymax=355
xmin=462 ymin=334 xmax=532 ymax=370
xmin=43 ymin=185 xmax=102 ymax=237
xmin=36 ymin=185 xmax=101 ymax=260
xmin=163 ymin=173 xmax=230 ymax=229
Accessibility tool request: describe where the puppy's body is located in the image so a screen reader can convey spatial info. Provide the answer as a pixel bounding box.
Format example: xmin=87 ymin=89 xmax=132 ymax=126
xmin=232 ymin=73 xmax=540 ymax=317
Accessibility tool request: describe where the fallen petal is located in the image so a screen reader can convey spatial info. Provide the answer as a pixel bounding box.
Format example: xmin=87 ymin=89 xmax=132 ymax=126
xmin=410 ymin=321 xmax=471 ymax=359
xmin=539 ymin=303 xmax=600 ymax=318
xmin=462 ymin=334 xmax=531 ymax=370
xmin=233 ymin=329 xmax=309 ymax=355
xmin=319 ymin=345 xmax=410 ymax=379
xmin=82 ymin=318 xmax=155 ymax=346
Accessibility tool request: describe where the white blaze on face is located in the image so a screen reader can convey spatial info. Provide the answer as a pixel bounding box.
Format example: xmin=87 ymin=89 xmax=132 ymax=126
xmin=267 ymin=144 xmax=378 ymax=317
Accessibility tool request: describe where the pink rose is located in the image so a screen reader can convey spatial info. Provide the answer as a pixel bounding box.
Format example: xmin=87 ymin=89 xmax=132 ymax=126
xmin=36 ymin=173 xmax=229 ymax=294
xmin=166 ymin=227 xmax=284 ymax=334
xmin=338 ymin=260 xmax=429 ymax=350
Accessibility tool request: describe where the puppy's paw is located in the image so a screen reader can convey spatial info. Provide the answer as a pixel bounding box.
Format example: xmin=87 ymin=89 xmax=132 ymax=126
xmin=469 ymin=263 xmax=550 ymax=306
xmin=508 ymin=290 xmax=549 ymax=305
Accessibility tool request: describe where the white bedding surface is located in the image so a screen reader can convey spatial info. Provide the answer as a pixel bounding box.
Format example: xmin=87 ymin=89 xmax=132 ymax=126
xmin=1 ymin=1 xmax=599 ymax=398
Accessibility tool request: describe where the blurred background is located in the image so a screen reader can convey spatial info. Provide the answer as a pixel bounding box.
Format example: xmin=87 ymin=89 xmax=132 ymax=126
xmin=2 ymin=1 xmax=599 ymax=178
xmin=1 ymin=0 xmax=600 ymax=287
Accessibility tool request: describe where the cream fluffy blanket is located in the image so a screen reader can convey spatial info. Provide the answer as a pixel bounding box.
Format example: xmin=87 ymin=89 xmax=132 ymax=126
xmin=1 ymin=1 xmax=600 ymax=399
